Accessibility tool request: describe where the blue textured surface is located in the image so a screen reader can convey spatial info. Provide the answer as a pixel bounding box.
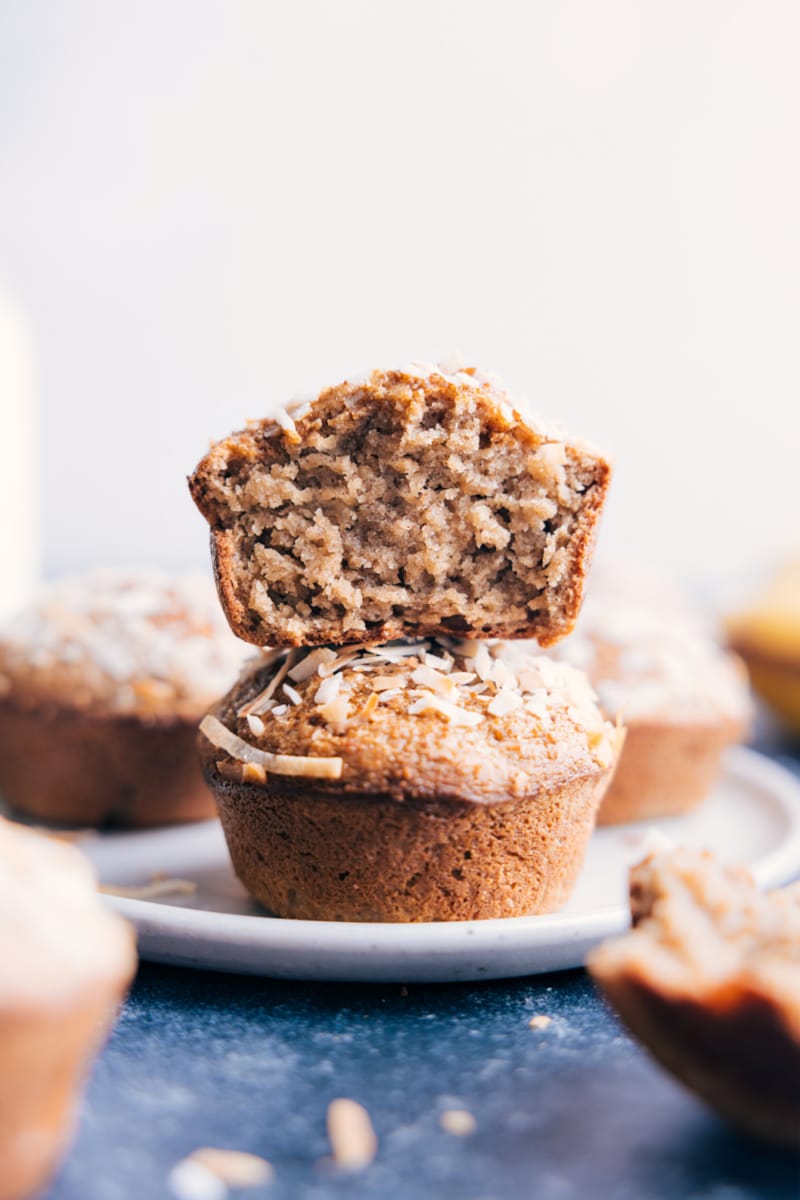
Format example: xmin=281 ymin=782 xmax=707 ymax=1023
xmin=46 ymin=732 xmax=800 ymax=1200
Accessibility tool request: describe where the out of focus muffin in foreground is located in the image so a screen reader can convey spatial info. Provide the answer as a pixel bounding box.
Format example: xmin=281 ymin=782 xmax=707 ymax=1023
xmin=0 ymin=817 xmax=136 ymax=1199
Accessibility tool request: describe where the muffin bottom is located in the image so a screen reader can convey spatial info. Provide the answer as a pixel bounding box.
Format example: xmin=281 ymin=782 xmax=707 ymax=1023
xmin=211 ymin=769 xmax=612 ymax=922
xmin=0 ymin=702 xmax=216 ymax=827
xmin=597 ymin=718 xmax=744 ymax=826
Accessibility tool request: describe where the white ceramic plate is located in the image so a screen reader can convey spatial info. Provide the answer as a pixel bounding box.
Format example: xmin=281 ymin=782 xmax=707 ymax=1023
xmin=79 ymin=747 xmax=800 ymax=983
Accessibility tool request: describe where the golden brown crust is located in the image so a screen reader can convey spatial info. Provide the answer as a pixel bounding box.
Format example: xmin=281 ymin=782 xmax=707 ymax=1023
xmin=198 ymin=639 xmax=620 ymax=921
xmin=0 ymin=700 xmax=216 ymax=827
xmin=189 ymin=365 xmax=612 ymax=648
xmin=596 ymin=717 xmax=744 ymax=825
xmin=210 ymin=768 xmax=610 ymax=922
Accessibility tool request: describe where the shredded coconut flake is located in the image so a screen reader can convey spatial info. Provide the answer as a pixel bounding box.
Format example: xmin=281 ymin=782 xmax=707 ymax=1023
xmin=315 ymin=674 xmax=342 ymax=705
xmin=275 ymin=406 xmax=298 ymax=436
xmin=371 ymin=675 xmax=406 ymax=692
xmin=407 ymin=691 xmax=483 ymax=727
xmin=410 ymin=664 xmax=457 ymax=698
xmin=528 ymin=1014 xmax=552 ymax=1030
xmin=319 ymin=693 xmax=350 ymax=728
xmin=288 ymin=647 xmax=337 ymax=683
xmin=168 ymin=1158 xmax=227 ymax=1200
xmin=100 ymin=877 xmax=197 ymax=900
xmin=488 ymin=690 xmax=524 ymax=717
xmin=238 ymin=650 xmax=296 ymax=716
xmin=327 ymin=1099 xmax=378 ymax=1171
xmin=439 ymin=1110 xmax=477 ymax=1137
xmin=189 ymin=1148 xmax=274 ymax=1188
xmin=200 ymin=714 xmax=342 ymax=778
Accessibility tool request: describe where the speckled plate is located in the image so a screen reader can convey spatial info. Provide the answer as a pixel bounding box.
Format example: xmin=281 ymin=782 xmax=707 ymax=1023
xmin=76 ymin=747 xmax=800 ymax=983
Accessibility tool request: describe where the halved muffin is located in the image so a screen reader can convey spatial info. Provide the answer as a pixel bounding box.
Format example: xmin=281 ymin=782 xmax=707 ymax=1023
xmin=589 ymin=849 xmax=800 ymax=1148
xmin=0 ymin=569 xmax=248 ymax=826
xmin=199 ymin=637 xmax=623 ymax=922
xmin=0 ymin=817 xmax=136 ymax=1199
xmin=188 ymin=362 xmax=611 ymax=649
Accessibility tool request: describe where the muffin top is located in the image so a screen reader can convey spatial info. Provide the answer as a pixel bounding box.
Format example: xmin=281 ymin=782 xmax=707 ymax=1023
xmin=554 ymin=573 xmax=751 ymax=727
xmin=0 ymin=569 xmax=248 ymax=720
xmin=200 ymin=636 xmax=622 ymax=806
xmin=0 ymin=817 xmax=136 ymax=1006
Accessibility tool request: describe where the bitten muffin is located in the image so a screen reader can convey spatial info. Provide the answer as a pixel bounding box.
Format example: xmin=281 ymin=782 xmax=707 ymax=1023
xmin=198 ymin=637 xmax=623 ymax=922
xmin=188 ymin=361 xmax=612 ymax=649
xmin=0 ymin=817 xmax=136 ymax=1200
xmin=0 ymin=569 xmax=247 ymax=826
xmin=554 ymin=574 xmax=751 ymax=824
xmin=727 ymin=559 xmax=800 ymax=734
xmin=588 ymin=849 xmax=800 ymax=1149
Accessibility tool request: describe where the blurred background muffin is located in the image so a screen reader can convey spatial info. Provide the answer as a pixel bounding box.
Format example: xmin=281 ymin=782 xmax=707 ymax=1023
xmin=0 ymin=569 xmax=248 ymax=826
xmin=727 ymin=559 xmax=800 ymax=736
xmin=554 ymin=566 xmax=752 ymax=824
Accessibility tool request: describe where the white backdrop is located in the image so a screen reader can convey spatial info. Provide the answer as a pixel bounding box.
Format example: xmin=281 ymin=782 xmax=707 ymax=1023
xmin=1 ymin=1 xmax=798 ymax=590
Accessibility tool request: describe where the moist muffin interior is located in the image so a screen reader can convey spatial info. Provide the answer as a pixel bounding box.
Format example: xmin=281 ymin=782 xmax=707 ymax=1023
xmin=189 ymin=365 xmax=610 ymax=646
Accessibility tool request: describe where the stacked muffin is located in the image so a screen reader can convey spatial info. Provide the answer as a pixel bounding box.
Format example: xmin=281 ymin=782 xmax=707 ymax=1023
xmin=190 ymin=363 xmax=623 ymax=922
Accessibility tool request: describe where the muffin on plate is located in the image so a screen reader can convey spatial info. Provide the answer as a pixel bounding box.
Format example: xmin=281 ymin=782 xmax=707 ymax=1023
xmin=554 ymin=573 xmax=751 ymax=824
xmin=188 ymin=361 xmax=612 ymax=650
xmin=727 ymin=559 xmax=800 ymax=734
xmin=199 ymin=637 xmax=623 ymax=922
xmin=0 ymin=817 xmax=136 ymax=1200
xmin=0 ymin=569 xmax=247 ymax=826
xmin=589 ymin=849 xmax=800 ymax=1148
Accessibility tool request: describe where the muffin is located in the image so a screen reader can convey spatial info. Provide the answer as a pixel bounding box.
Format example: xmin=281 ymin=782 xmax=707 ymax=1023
xmin=188 ymin=361 xmax=612 ymax=649
xmin=554 ymin=574 xmax=751 ymax=824
xmin=588 ymin=849 xmax=800 ymax=1148
xmin=0 ymin=569 xmax=247 ymax=826
xmin=727 ymin=559 xmax=800 ymax=734
xmin=198 ymin=637 xmax=623 ymax=922
xmin=0 ymin=817 xmax=136 ymax=1199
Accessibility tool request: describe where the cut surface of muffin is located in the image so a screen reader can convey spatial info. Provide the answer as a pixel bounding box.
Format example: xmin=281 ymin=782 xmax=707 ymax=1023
xmin=189 ymin=363 xmax=611 ymax=648
xmin=588 ymin=849 xmax=800 ymax=1148
xmin=0 ymin=569 xmax=248 ymax=825
xmin=554 ymin=571 xmax=751 ymax=823
xmin=199 ymin=637 xmax=622 ymax=922
xmin=0 ymin=818 xmax=136 ymax=1200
